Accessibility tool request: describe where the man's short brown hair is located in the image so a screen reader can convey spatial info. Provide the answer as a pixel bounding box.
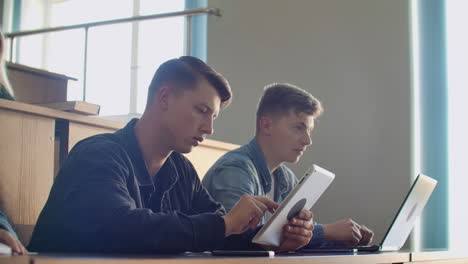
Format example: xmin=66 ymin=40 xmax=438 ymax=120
xmin=256 ymin=83 xmax=323 ymax=127
xmin=146 ymin=56 xmax=232 ymax=108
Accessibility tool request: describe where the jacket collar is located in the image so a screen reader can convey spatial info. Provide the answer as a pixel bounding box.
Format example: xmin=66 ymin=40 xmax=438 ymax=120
xmin=114 ymin=118 xmax=154 ymax=190
xmin=246 ymin=138 xmax=289 ymax=196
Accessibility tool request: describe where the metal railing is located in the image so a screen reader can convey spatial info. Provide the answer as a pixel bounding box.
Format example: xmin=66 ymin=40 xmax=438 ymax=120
xmin=3 ymin=7 xmax=221 ymax=103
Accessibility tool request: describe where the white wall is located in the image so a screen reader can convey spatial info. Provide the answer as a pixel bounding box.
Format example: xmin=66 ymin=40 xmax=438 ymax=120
xmin=207 ymin=0 xmax=412 ymax=245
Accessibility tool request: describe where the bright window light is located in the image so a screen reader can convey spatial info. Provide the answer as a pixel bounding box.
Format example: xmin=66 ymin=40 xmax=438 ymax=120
xmin=410 ymin=0 xmax=422 ymax=251
xmin=446 ymin=0 xmax=468 ymax=252
xmin=86 ymin=24 xmax=133 ymax=115
xmin=50 ymin=0 xmax=133 ymax=26
xmin=13 ymin=0 xmax=185 ymax=116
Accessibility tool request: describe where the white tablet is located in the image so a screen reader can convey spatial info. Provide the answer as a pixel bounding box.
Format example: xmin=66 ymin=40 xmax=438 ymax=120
xmin=252 ymin=164 xmax=335 ymax=247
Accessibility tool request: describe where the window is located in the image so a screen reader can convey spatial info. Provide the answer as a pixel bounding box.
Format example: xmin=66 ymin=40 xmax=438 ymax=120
xmin=10 ymin=0 xmax=185 ymax=116
xmin=137 ymin=0 xmax=184 ymax=114
xmin=446 ymin=0 xmax=468 ymax=252
xmin=413 ymin=0 xmax=468 ymax=250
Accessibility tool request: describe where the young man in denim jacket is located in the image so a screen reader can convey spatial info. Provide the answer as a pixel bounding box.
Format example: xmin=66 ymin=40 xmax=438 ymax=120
xmin=203 ymin=83 xmax=374 ymax=248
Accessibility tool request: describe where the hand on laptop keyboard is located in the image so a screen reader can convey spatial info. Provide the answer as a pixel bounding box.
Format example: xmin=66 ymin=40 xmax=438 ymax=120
xmin=323 ymin=219 xmax=374 ymax=246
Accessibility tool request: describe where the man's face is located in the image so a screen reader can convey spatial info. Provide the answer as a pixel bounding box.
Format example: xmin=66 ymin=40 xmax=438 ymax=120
xmin=164 ymin=78 xmax=221 ymax=154
xmin=267 ymin=110 xmax=315 ymax=164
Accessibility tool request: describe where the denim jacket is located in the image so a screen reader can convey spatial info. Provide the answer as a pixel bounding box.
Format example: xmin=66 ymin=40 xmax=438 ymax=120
xmin=203 ymin=138 xmax=329 ymax=247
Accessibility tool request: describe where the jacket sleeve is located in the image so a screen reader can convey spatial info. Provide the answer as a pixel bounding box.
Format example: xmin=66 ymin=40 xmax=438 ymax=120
xmin=31 ymin=144 xmax=226 ymax=254
xmin=185 ymin=157 xmax=226 ymax=216
xmin=191 ymin=177 xmax=266 ymax=250
xmin=183 ymin=157 xmax=268 ymax=250
xmin=0 ymin=210 xmax=18 ymax=238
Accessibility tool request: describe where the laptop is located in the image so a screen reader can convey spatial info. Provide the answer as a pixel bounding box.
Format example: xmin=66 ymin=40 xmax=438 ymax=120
xmin=301 ymin=173 xmax=437 ymax=253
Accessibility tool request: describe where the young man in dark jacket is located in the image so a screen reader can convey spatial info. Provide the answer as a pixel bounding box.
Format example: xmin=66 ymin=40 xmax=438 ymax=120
xmin=28 ymin=57 xmax=314 ymax=253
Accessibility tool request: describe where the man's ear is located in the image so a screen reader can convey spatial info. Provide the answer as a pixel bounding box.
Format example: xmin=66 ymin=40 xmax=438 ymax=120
xmin=155 ymin=85 xmax=171 ymax=110
xmin=258 ymin=116 xmax=273 ymax=136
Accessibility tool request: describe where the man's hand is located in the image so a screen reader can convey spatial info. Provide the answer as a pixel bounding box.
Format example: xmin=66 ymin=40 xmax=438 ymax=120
xmin=323 ymin=218 xmax=374 ymax=246
xmin=223 ymin=195 xmax=279 ymax=237
xmin=260 ymin=209 xmax=314 ymax=251
xmin=0 ymin=229 xmax=27 ymax=255
xmin=358 ymin=224 xmax=374 ymax=246
xmin=278 ymin=209 xmax=314 ymax=251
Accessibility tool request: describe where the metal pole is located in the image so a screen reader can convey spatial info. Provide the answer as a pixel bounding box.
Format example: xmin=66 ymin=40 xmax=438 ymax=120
xmin=9 ymin=37 xmax=14 ymax=62
xmin=129 ymin=0 xmax=140 ymax=114
xmin=185 ymin=15 xmax=192 ymax=56
xmin=4 ymin=8 xmax=221 ymax=39
xmin=82 ymin=27 xmax=89 ymax=102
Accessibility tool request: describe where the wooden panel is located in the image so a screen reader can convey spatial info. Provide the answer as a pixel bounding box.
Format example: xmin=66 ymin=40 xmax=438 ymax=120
xmin=0 ymin=99 xmax=125 ymax=131
xmin=38 ymin=101 xmax=100 ymax=116
xmin=6 ymin=63 xmax=71 ymax=104
xmin=0 ymin=110 xmax=55 ymax=227
xmin=68 ymin=122 xmax=116 ymax=152
xmin=184 ymin=139 xmax=239 ymax=179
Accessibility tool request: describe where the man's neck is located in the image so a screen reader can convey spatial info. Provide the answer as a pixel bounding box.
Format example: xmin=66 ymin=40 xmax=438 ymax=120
xmin=255 ymin=135 xmax=283 ymax=174
xmin=134 ymin=115 xmax=172 ymax=177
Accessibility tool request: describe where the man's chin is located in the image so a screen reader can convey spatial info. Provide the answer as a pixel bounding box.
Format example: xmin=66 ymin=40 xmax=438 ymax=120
xmin=176 ymin=144 xmax=195 ymax=154
xmin=287 ymin=155 xmax=302 ymax=164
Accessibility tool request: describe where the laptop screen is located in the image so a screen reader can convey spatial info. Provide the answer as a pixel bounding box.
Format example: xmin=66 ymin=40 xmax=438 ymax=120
xmin=379 ymin=174 xmax=437 ymax=251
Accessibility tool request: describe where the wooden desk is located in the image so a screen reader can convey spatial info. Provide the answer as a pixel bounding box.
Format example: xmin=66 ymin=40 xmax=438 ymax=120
xmin=5 ymin=251 xmax=468 ymax=264
xmin=410 ymin=251 xmax=468 ymax=263
xmin=29 ymin=252 xmax=410 ymax=264
xmin=0 ymin=255 xmax=29 ymax=264
xmin=0 ymin=99 xmax=238 ymax=245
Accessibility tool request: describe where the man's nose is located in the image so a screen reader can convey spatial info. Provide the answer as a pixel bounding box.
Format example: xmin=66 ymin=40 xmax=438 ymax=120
xmin=201 ymin=118 xmax=214 ymax=135
xmin=303 ymin=134 xmax=312 ymax=147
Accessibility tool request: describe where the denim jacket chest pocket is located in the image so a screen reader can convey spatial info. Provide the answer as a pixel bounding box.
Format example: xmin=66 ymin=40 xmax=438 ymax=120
xmin=228 ymin=158 xmax=264 ymax=196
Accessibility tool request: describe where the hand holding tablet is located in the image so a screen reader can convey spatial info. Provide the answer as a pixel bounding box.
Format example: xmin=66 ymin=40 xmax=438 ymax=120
xmin=252 ymin=164 xmax=335 ymax=247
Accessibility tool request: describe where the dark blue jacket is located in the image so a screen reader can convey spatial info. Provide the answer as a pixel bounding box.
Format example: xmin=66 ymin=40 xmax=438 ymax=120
xmin=28 ymin=119 xmax=259 ymax=253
